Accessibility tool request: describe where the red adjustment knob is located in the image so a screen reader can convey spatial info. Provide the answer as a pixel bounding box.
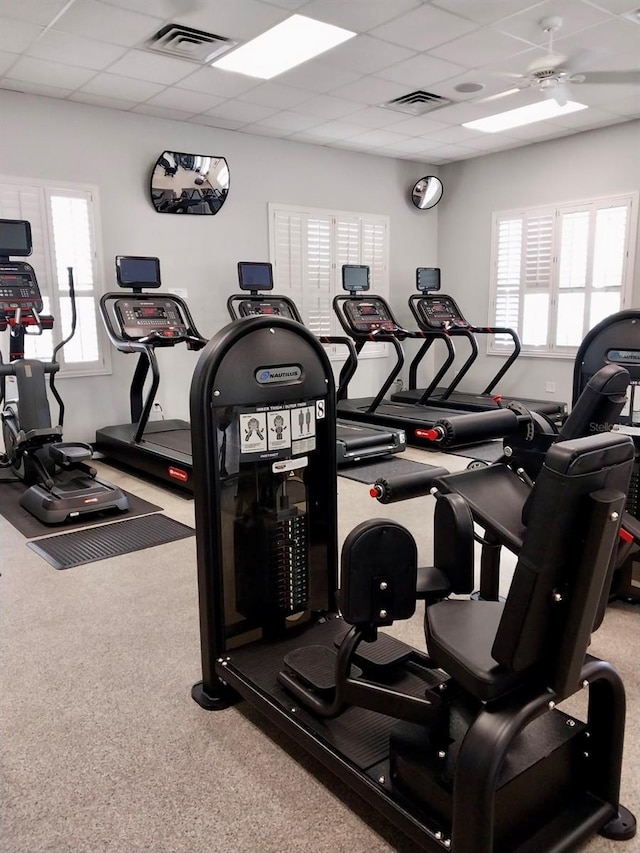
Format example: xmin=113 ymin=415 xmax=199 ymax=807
xmin=620 ymin=527 xmax=634 ymax=544
xmin=369 ymin=485 xmax=383 ymax=499
xmin=415 ymin=428 xmax=440 ymax=441
xmin=493 ymin=395 xmax=502 ymax=404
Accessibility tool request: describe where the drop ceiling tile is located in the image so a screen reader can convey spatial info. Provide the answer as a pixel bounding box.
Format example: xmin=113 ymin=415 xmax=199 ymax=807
xmin=423 ymin=124 xmax=486 ymax=144
xmin=0 ymin=0 xmax=70 ymax=26
xmin=144 ymin=88 xmax=227 ymax=113
xmin=106 ymin=50 xmax=197 ymax=85
xmin=99 ymin=0 xmax=191 ymax=15
xmin=327 ymin=137 xmax=376 ymax=150
xmin=287 ymin=131 xmax=331 ymax=144
xmin=0 ymin=16 xmax=43 ymax=52
xmin=26 ymin=30 xmax=128 ymax=71
xmin=172 ymin=0 xmax=290 ymax=41
xmin=556 ymin=16 xmax=640 ymax=53
xmin=430 ymin=28 xmax=535 ymax=68
xmin=261 ymin=0 xmax=309 ymax=7
xmin=204 ymin=99 xmax=278 ymax=123
xmin=244 ymin=123 xmax=296 ymax=137
xmin=421 ymin=142 xmax=478 ymax=161
xmin=290 ymin=93 xmax=363 ymax=119
xmin=301 ymin=0 xmax=422 ymax=32
xmin=376 ymin=135 xmax=437 ymax=153
xmin=376 ymin=54 xmax=466 ymax=88
xmin=431 ymin=0 xmax=548 ymax=26
xmin=253 ymin=109 xmax=323 ymax=131
xmin=463 ymin=132 xmax=522 ymax=149
xmin=276 ymin=60 xmax=361 ymax=94
xmin=0 ymin=77 xmax=74 ymax=98
xmin=344 ymin=128 xmax=409 ymax=147
xmin=586 ymin=0 xmax=640 ymax=13
xmin=68 ymin=91 xmax=137 ymax=110
xmin=175 ymin=67 xmax=259 ymax=98
xmin=370 ymin=5 xmax=478 ymax=52
xmin=132 ymin=103 xmax=196 ymax=120
xmin=344 ymin=105 xmax=417 ymax=128
xmin=52 ymin=0 xmax=164 ymax=48
xmin=322 ymin=34 xmax=415 ymax=75
xmin=238 ymin=81 xmax=311 ymax=108
xmin=78 ymin=71 xmax=166 ymax=101
xmin=601 ymin=94 xmax=640 ymax=115
xmin=302 ymin=119 xmax=374 ymax=138
xmin=571 ymin=80 xmax=640 ymax=103
xmin=378 ymin=114 xmax=451 ymax=136
xmin=496 ymin=1 xmax=613 ymax=44
xmin=0 ymin=48 xmax=17 ymax=75
xmin=5 ymin=56 xmax=97 ymax=89
xmin=330 ymin=75 xmax=411 ymax=106
xmin=188 ymin=114 xmax=245 ymax=129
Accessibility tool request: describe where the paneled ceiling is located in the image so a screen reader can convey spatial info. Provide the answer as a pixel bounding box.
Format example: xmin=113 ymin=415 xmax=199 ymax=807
xmin=1 ymin=0 xmax=639 ymax=163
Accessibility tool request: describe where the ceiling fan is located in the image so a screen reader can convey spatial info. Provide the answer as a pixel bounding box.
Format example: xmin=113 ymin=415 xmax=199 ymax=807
xmin=484 ymin=16 xmax=640 ymax=107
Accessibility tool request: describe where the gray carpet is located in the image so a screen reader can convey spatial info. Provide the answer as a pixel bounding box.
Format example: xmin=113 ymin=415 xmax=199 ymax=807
xmin=1 ymin=456 xmax=638 ymax=853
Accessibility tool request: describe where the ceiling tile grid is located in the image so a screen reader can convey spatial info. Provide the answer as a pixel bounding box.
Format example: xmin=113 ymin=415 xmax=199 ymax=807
xmin=0 ymin=0 xmax=637 ymax=163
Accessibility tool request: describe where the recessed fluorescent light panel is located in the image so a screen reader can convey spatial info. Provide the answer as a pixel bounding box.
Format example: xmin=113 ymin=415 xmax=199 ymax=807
xmin=211 ymin=14 xmax=356 ymax=79
xmin=463 ymin=99 xmax=588 ymax=133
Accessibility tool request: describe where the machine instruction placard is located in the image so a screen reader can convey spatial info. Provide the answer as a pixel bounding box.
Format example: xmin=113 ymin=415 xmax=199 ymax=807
xmin=237 ymin=400 xmax=319 ymax=461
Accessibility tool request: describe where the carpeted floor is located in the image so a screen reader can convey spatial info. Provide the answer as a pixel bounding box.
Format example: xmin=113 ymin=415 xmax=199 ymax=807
xmin=1 ymin=449 xmax=638 ymax=853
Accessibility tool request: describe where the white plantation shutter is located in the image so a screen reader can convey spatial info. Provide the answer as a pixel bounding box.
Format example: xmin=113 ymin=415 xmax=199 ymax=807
xmin=490 ymin=194 xmax=635 ymax=356
xmin=270 ymin=203 xmax=390 ymax=359
xmin=0 ymin=177 xmax=107 ymax=374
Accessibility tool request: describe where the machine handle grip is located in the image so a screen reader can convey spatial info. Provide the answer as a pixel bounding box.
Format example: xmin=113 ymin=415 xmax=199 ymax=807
xmin=370 ymin=467 xmax=451 ymax=504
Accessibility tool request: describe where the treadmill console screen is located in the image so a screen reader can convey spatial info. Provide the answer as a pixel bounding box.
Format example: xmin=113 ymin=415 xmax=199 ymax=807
xmin=237 ymin=298 xmax=298 ymax=320
xmin=0 ymin=264 xmax=44 ymax=314
xmin=342 ymin=265 xmax=370 ymax=292
xmin=238 ymin=261 xmax=274 ymax=291
xmin=416 ymin=267 xmax=441 ymax=292
xmin=416 ymin=295 xmax=468 ymax=330
xmin=0 ymin=219 xmax=32 ymax=258
xmin=114 ymin=297 xmax=187 ymax=340
xmin=343 ymin=298 xmax=394 ymax=333
xmin=116 ymin=255 xmax=162 ymax=289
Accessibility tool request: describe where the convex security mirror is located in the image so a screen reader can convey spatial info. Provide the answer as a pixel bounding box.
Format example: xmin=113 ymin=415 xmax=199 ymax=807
xmin=150 ymin=151 xmax=230 ymax=215
xmin=411 ymin=176 xmax=443 ymax=210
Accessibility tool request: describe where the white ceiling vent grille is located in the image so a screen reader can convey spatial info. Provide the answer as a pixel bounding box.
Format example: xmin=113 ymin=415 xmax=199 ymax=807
xmin=144 ymin=24 xmax=237 ymax=64
xmin=381 ymin=90 xmax=452 ymax=116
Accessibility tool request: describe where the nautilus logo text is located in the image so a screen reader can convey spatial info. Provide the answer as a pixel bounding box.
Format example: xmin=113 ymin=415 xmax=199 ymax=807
xmin=255 ymin=365 xmax=302 ymax=384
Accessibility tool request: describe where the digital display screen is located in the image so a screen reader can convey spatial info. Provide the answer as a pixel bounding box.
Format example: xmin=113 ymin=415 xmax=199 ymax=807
xmin=0 ymin=219 xmax=32 ymax=257
xmin=417 ymin=267 xmax=441 ymax=292
xmin=358 ymin=305 xmax=379 ymax=316
xmin=238 ymin=262 xmax=274 ymax=291
xmin=134 ymin=306 xmax=166 ymax=320
xmin=116 ymin=256 xmax=162 ymax=288
xmin=342 ymin=265 xmax=370 ymax=292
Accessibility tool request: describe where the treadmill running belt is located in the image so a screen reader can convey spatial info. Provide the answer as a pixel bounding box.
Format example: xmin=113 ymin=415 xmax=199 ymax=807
xmin=142 ymin=428 xmax=192 ymax=455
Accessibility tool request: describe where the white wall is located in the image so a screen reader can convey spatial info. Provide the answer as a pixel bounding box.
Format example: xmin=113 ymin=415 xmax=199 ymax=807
xmin=0 ymin=89 xmax=437 ymax=442
xmin=438 ymin=119 xmax=640 ymax=407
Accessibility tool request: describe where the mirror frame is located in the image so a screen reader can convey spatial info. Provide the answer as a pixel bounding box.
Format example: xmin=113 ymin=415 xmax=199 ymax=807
xmin=411 ymin=176 xmax=443 ymax=210
xmin=149 ymin=151 xmax=230 ymax=216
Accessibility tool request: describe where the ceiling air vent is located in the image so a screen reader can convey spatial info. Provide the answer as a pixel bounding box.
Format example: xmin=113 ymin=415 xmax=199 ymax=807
xmin=381 ymin=90 xmax=452 ymax=116
xmin=144 ymin=24 xmax=237 ymax=64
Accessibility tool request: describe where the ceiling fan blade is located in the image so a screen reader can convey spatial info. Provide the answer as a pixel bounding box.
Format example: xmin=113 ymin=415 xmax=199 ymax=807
xmin=577 ymin=70 xmax=640 ymax=85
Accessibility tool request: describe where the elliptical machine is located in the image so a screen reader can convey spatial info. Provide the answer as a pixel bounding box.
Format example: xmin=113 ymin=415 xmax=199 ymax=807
xmin=0 ymin=218 xmax=129 ymax=524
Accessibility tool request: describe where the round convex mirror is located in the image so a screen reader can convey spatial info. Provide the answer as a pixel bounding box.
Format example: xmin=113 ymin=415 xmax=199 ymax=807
xmin=411 ymin=176 xmax=443 ymax=210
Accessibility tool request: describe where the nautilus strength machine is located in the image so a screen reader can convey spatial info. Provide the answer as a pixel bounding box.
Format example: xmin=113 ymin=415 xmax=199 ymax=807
xmin=392 ymin=267 xmax=567 ymax=421
xmin=0 ymin=218 xmax=129 ymax=524
xmin=96 ymin=255 xmax=207 ymax=492
xmin=227 ymin=261 xmax=406 ymax=466
xmin=190 ymin=312 xmax=636 ymax=853
xmin=573 ymin=309 xmax=640 ymax=599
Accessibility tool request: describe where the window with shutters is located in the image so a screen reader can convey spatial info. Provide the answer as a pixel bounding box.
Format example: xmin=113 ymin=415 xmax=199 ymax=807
xmin=489 ymin=193 xmax=636 ymax=356
xmin=269 ymin=203 xmax=390 ymax=359
xmin=0 ymin=176 xmax=109 ymax=376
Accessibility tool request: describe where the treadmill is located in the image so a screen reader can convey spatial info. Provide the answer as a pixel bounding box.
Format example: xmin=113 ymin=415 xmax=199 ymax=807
xmin=392 ymin=267 xmax=567 ymax=421
xmin=95 ymin=255 xmax=207 ymax=492
xmin=227 ymin=261 xmax=406 ymax=467
xmin=333 ymin=265 xmax=496 ymax=449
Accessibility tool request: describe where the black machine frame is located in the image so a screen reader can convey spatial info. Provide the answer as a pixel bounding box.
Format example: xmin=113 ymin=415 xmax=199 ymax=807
xmin=190 ymin=314 xmax=636 ymax=853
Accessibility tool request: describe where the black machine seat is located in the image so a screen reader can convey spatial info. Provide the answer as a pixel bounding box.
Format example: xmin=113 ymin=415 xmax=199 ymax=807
xmin=426 ymin=432 xmax=634 ymax=705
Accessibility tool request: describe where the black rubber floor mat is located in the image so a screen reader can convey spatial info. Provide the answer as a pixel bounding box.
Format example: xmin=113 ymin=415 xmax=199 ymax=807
xmin=26 ymin=513 xmax=194 ymax=570
xmin=0 ymin=482 xmax=161 ymax=539
xmin=338 ymin=457 xmax=441 ymax=485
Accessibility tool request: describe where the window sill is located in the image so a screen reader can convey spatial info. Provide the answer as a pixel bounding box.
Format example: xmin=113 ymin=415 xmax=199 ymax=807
xmin=487 ymin=349 xmax=576 ymax=360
